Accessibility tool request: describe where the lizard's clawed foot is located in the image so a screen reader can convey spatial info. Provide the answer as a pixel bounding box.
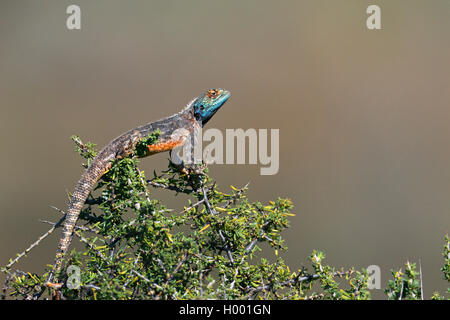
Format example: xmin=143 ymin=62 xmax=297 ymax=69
xmin=179 ymin=163 xmax=207 ymax=176
xmin=45 ymin=281 xmax=63 ymax=300
xmin=45 ymin=281 xmax=63 ymax=289
xmin=169 ymin=150 xmax=207 ymax=176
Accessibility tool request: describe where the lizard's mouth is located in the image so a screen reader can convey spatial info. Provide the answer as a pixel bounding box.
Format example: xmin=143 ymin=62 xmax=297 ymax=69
xmin=201 ymin=91 xmax=230 ymax=126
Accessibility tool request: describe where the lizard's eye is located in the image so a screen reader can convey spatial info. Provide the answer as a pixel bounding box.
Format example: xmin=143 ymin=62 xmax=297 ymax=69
xmin=207 ymin=89 xmax=218 ymax=98
xmin=199 ymin=105 xmax=205 ymax=111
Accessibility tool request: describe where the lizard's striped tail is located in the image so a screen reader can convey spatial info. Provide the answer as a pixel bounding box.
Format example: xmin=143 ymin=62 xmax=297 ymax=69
xmin=47 ymin=157 xmax=109 ymax=284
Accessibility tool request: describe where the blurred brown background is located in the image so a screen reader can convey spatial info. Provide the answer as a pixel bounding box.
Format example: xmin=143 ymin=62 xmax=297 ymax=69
xmin=1 ymin=0 xmax=449 ymax=299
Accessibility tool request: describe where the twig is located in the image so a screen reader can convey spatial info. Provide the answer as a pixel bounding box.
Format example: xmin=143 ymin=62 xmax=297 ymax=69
xmin=201 ymin=185 xmax=234 ymax=264
xmin=218 ymin=182 xmax=249 ymax=210
xmin=131 ymin=270 xmax=162 ymax=291
xmin=247 ymin=270 xmax=354 ymax=297
xmin=73 ymin=230 xmax=109 ymax=262
xmin=123 ymin=253 xmax=141 ymax=290
xmin=399 ymin=269 xmax=404 ymax=300
xmin=244 ymin=239 xmax=258 ymax=253
xmin=50 ymin=205 xmax=66 ymax=216
xmin=1 ymin=210 xmax=66 ymax=271
xmin=39 ymin=219 xmax=98 ymax=234
xmin=229 ymin=267 xmax=239 ymax=291
xmin=244 ymin=221 xmax=270 ymax=254
xmin=147 ymin=180 xmax=193 ymax=194
xmin=165 ymin=252 xmax=188 ymax=284
xmin=178 ymin=199 xmax=205 ymax=215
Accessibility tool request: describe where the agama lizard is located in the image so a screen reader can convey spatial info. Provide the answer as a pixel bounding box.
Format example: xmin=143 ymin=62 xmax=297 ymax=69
xmin=46 ymin=88 xmax=230 ymax=287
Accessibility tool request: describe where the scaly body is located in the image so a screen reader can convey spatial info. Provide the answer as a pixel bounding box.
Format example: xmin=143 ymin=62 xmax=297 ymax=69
xmin=47 ymin=89 xmax=230 ymax=285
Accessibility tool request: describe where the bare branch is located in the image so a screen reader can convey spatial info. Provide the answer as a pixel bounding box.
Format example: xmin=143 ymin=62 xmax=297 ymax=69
xmin=1 ymin=210 xmax=66 ymax=271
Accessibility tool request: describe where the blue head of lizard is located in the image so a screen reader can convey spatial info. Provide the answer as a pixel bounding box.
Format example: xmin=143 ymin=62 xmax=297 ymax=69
xmin=193 ymin=88 xmax=230 ymax=126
